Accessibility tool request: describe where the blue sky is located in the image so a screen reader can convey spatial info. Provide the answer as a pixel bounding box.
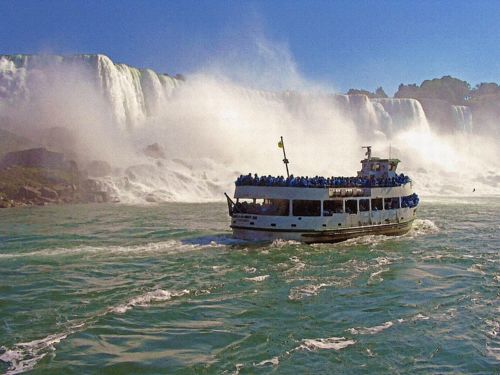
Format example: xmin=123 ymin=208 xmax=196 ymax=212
xmin=1 ymin=0 xmax=499 ymax=95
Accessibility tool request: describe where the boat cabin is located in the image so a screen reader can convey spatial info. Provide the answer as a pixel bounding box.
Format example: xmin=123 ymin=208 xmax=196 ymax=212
xmin=358 ymin=157 xmax=400 ymax=179
xmin=357 ymin=145 xmax=400 ymax=179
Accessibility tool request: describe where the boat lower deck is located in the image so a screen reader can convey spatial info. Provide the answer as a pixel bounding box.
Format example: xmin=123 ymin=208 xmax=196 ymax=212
xmin=231 ymin=219 xmax=414 ymax=244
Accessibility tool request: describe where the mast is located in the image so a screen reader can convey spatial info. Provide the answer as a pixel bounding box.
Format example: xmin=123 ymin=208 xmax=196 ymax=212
xmin=278 ymin=136 xmax=290 ymax=178
xmin=362 ymin=145 xmax=372 ymax=160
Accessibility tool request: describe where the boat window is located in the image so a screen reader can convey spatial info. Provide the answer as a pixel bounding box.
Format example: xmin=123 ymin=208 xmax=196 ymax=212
xmin=292 ymin=200 xmax=321 ymax=216
xmin=323 ymin=200 xmax=343 ymax=216
xmin=345 ymin=199 xmax=358 ymax=214
xmin=234 ymin=198 xmax=289 ymax=216
xmin=371 ymin=198 xmax=383 ymax=211
xmin=384 ymin=197 xmax=400 ymax=210
xmin=384 ymin=198 xmax=390 ymax=210
xmin=390 ymin=197 xmax=400 ymax=209
xmin=359 ymin=199 xmax=370 ymax=212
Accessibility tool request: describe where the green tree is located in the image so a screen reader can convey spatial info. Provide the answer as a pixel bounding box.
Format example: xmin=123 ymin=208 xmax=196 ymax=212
xmin=395 ymin=76 xmax=471 ymax=105
xmin=346 ymin=87 xmax=388 ymax=99
xmin=375 ymin=87 xmax=388 ymax=98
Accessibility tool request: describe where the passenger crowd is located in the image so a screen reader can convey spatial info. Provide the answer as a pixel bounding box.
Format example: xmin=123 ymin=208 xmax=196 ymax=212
xmin=233 ymin=200 xmax=288 ymax=216
xmin=235 ymin=173 xmax=411 ymax=188
xmin=401 ymin=193 xmax=419 ymax=208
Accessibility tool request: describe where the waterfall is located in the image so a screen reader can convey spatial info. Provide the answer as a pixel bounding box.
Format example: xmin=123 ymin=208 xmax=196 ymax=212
xmin=452 ymin=105 xmax=473 ymax=132
xmin=0 ymin=54 xmax=468 ymax=136
xmin=0 ymin=53 xmax=497 ymax=200
xmin=0 ymin=54 xmax=181 ymax=129
xmin=374 ymin=98 xmax=430 ymax=134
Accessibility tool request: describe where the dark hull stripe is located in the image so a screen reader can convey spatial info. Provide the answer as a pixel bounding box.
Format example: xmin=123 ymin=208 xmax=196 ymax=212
xmin=301 ymin=220 xmax=413 ymax=243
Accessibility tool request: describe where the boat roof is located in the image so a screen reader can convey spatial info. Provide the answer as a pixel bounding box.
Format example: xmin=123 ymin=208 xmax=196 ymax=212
xmin=234 ymin=184 xmax=414 ymax=200
xmin=362 ymin=157 xmax=401 ymax=163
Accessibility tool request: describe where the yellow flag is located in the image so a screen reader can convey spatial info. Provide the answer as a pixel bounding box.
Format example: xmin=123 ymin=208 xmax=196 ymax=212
xmin=278 ymin=140 xmax=283 ymax=148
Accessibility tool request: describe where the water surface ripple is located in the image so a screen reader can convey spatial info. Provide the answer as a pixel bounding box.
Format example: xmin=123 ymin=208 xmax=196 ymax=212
xmin=0 ymin=198 xmax=498 ymax=374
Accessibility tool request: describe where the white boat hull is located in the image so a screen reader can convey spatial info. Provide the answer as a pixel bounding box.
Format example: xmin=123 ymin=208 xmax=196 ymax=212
xmin=232 ymin=219 xmax=414 ymax=244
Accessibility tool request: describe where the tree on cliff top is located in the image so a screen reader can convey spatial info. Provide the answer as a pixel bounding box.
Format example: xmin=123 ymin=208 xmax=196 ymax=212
xmin=346 ymin=86 xmax=388 ymax=98
xmin=375 ymin=87 xmax=388 ymax=98
xmin=470 ymin=82 xmax=500 ymax=99
xmin=395 ymin=76 xmax=471 ymax=105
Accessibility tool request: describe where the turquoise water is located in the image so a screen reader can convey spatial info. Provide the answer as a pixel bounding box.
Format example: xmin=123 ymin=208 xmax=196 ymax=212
xmin=0 ymin=198 xmax=498 ymax=374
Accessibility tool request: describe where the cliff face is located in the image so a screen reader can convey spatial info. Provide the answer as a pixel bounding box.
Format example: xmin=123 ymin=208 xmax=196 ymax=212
xmin=1 ymin=148 xmax=67 ymax=169
xmin=0 ymin=148 xmax=117 ymax=208
xmin=0 ymin=128 xmax=39 ymax=158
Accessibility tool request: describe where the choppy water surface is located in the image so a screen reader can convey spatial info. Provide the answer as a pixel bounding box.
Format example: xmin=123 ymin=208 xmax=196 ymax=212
xmin=0 ymin=197 xmax=498 ymax=374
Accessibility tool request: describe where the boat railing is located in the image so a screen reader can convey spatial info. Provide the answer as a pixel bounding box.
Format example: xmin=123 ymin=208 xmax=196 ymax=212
xmin=235 ymin=174 xmax=411 ymax=189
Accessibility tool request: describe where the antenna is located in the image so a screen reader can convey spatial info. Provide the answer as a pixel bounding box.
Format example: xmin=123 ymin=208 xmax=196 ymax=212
xmin=278 ymin=136 xmax=290 ymax=178
xmin=362 ymin=145 xmax=372 ymax=160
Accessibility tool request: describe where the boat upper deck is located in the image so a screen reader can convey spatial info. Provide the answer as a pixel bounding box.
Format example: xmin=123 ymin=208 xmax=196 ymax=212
xmin=235 ymin=173 xmax=411 ymax=189
xmin=234 ymin=182 xmax=414 ymax=200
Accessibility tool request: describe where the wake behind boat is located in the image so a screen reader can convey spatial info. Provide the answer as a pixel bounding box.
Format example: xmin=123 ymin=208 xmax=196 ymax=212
xmin=225 ymin=142 xmax=419 ymax=243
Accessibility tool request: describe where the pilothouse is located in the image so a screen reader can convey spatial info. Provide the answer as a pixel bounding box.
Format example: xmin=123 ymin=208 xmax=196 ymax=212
xmin=225 ymin=141 xmax=419 ymax=243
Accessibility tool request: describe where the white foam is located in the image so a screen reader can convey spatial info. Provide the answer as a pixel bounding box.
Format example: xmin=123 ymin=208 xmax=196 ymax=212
xmin=484 ymin=319 xmax=499 ymax=339
xmin=109 ymin=289 xmax=190 ymax=314
xmin=255 ymin=356 xmax=279 ymax=366
xmin=288 ymin=283 xmax=329 ymax=301
xmin=411 ymin=313 xmax=430 ymax=321
xmin=485 ymin=344 xmax=500 ymax=361
xmin=347 ymin=321 xmax=394 ymax=335
xmin=0 ymin=331 xmax=72 ymax=374
xmin=230 ymin=363 xmax=244 ymax=375
xmin=374 ymin=257 xmax=393 ymax=266
xmin=467 ymin=264 xmax=486 ymax=275
xmin=408 ymin=219 xmax=440 ymax=236
xmin=0 ymin=239 xmax=227 ymax=260
xmin=283 ymin=260 xmax=305 ymax=275
xmin=346 ymin=313 xmax=432 ymax=337
xmin=243 ymin=275 xmax=269 ymax=282
xmin=368 ymin=268 xmax=390 ymax=283
xmin=270 ymin=239 xmax=301 ymax=248
xmin=344 ymin=258 xmax=370 ymax=272
xmin=297 ymin=336 xmax=356 ymax=351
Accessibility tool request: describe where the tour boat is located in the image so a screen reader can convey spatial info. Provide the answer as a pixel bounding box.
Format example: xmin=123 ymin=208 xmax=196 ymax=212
xmin=225 ymin=142 xmax=419 ymax=243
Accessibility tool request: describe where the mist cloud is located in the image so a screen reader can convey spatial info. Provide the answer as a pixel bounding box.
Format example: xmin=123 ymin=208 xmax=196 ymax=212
xmin=0 ymin=38 xmax=498 ymax=201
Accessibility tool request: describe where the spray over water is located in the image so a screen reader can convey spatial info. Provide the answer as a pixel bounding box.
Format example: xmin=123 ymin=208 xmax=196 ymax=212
xmin=0 ymin=44 xmax=498 ymax=202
